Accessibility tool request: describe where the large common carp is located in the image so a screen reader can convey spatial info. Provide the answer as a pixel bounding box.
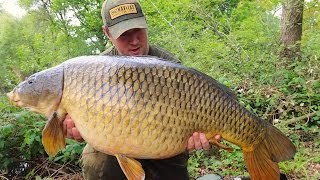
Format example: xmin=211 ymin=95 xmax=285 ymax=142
xmin=7 ymin=56 xmax=296 ymax=180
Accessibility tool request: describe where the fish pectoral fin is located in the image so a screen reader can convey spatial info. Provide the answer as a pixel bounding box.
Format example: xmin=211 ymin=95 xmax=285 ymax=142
xmin=209 ymin=138 xmax=233 ymax=152
xmin=42 ymin=112 xmax=66 ymax=156
xmin=115 ymin=154 xmax=145 ymax=180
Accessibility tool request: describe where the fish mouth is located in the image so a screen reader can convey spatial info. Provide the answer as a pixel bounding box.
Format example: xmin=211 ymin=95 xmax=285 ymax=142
xmin=7 ymin=91 xmax=15 ymax=103
xmin=7 ymin=91 xmax=35 ymax=112
xmin=6 ymin=91 xmax=22 ymax=106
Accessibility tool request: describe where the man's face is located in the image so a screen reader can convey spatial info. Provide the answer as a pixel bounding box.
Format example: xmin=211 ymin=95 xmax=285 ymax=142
xmin=106 ymin=28 xmax=149 ymax=56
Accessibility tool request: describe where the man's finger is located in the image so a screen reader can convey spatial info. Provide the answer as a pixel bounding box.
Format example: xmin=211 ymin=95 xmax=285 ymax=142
xmin=66 ymin=118 xmax=75 ymax=139
xmin=187 ymin=136 xmax=195 ymax=151
xmin=63 ymin=118 xmax=68 ymax=135
xmin=193 ymin=132 xmax=202 ymax=150
xmin=63 ymin=115 xmax=72 ymax=134
xmin=199 ymin=133 xmax=210 ymax=150
xmin=72 ymin=127 xmax=84 ymax=142
xmin=214 ymin=134 xmax=222 ymax=143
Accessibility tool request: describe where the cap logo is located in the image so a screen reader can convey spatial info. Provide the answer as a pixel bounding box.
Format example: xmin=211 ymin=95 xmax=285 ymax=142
xmin=109 ymin=4 xmax=137 ymax=20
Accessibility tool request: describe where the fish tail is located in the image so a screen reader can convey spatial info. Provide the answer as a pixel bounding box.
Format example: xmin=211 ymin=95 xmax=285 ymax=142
xmin=243 ymin=124 xmax=296 ymax=180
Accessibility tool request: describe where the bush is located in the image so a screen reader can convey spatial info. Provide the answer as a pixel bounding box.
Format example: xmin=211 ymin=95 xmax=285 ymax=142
xmin=0 ymin=96 xmax=84 ymax=178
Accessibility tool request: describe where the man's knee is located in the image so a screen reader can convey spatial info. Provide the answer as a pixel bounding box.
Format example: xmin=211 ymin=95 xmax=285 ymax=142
xmin=81 ymin=144 xmax=126 ymax=180
xmin=81 ymin=145 xmax=106 ymax=179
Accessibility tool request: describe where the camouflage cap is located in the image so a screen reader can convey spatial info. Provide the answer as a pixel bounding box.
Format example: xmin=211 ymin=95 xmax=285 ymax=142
xmin=101 ymin=0 xmax=148 ymax=39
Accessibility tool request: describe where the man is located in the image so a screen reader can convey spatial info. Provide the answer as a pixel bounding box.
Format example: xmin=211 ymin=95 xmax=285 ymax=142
xmin=64 ymin=0 xmax=221 ymax=179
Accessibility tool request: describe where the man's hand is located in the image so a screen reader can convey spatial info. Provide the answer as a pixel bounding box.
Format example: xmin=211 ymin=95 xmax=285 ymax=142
xmin=63 ymin=115 xmax=84 ymax=142
xmin=187 ymin=132 xmax=221 ymax=151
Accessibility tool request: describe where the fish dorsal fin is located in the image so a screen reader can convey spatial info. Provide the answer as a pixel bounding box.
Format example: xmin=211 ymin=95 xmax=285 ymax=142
xmin=42 ymin=112 xmax=66 ymax=156
xmin=115 ymin=154 xmax=145 ymax=180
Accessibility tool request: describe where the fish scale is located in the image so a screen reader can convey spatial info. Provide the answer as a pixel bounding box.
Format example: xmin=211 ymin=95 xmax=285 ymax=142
xmin=7 ymin=55 xmax=296 ymax=180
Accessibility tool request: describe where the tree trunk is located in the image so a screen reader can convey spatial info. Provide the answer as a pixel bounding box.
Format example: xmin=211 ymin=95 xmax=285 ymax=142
xmin=280 ymin=0 xmax=304 ymax=60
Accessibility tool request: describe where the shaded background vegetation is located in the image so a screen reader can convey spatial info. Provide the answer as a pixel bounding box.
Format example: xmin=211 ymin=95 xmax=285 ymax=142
xmin=0 ymin=0 xmax=319 ymax=179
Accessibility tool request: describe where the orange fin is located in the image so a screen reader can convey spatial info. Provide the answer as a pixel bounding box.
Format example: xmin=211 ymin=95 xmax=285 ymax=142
xmin=42 ymin=112 xmax=66 ymax=156
xmin=209 ymin=138 xmax=233 ymax=152
xmin=243 ymin=124 xmax=296 ymax=180
xmin=115 ymin=154 xmax=145 ymax=180
xmin=206 ymin=132 xmax=233 ymax=152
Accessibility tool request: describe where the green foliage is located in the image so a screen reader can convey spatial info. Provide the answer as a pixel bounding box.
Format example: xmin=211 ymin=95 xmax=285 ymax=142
xmin=219 ymin=143 xmax=246 ymax=177
xmin=0 ymin=96 xmax=46 ymax=176
xmin=188 ymin=150 xmax=223 ymax=179
xmin=279 ymin=145 xmax=320 ymax=179
xmin=0 ymin=96 xmax=84 ymax=178
xmin=1 ymin=0 xmax=319 ymax=179
xmin=188 ymin=144 xmax=247 ymax=179
xmin=50 ymin=140 xmax=84 ymax=163
xmin=0 ymin=6 xmax=100 ymax=93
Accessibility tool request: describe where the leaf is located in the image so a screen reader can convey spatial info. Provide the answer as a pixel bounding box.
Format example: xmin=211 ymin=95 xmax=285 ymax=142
xmin=54 ymin=155 xmax=64 ymax=162
xmin=0 ymin=124 xmax=15 ymax=136
xmin=0 ymin=141 xmax=5 ymax=149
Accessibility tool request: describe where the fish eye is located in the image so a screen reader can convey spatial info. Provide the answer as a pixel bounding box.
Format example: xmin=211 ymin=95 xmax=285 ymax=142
xmin=27 ymin=77 xmax=35 ymax=84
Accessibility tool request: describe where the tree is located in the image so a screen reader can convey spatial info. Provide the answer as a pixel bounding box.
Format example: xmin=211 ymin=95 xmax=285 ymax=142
xmin=280 ymin=0 xmax=304 ymax=60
